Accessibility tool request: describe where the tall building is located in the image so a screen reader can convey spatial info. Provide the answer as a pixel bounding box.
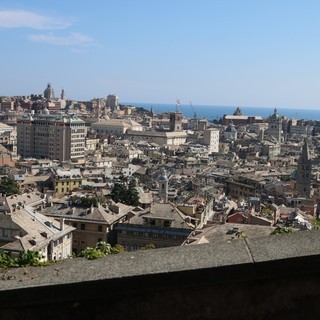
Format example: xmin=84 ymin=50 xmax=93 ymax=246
xmin=106 ymin=94 xmax=119 ymax=111
xmin=17 ymin=113 xmax=86 ymax=162
xmin=296 ymin=139 xmax=312 ymax=198
xmin=203 ymin=128 xmax=220 ymax=153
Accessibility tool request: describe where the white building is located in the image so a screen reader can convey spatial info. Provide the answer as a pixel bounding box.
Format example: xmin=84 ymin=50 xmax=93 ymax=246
xmin=203 ymin=128 xmax=219 ymax=154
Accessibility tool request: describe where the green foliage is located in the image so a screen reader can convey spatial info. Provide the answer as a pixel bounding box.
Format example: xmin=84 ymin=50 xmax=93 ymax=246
xmin=110 ymin=180 xmax=139 ymax=206
xmin=0 ymin=250 xmax=18 ymax=268
xmin=0 ymin=249 xmax=45 ymax=268
xmin=110 ymin=244 xmax=126 ymax=254
xmin=0 ymin=176 xmax=20 ymax=196
xmin=16 ymin=250 xmax=45 ymax=267
xmin=80 ymin=247 xmax=105 ymax=260
xmin=80 ymin=241 xmax=126 ymax=260
xmin=270 ymin=226 xmax=293 ymax=235
xmin=71 ymin=195 xmax=98 ymax=207
xmin=235 ymin=231 xmax=247 ymax=239
xmin=312 ymin=218 xmax=320 ymax=230
xmin=141 ymin=243 xmax=156 ymax=250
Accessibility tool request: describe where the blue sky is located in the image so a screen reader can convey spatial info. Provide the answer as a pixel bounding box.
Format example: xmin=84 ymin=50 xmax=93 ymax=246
xmin=1 ymin=0 xmax=320 ymax=108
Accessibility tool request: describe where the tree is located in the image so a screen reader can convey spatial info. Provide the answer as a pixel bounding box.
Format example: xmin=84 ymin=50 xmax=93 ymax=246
xmin=110 ymin=183 xmax=127 ymax=203
xmin=0 ymin=176 xmax=20 ymax=196
xmin=110 ymin=180 xmax=139 ymax=206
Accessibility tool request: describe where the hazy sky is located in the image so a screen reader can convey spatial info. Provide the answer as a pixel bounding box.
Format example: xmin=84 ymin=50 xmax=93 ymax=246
xmin=1 ymin=0 xmax=320 ymax=108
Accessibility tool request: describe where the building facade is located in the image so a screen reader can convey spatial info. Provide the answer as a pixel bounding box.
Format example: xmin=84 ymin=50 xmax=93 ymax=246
xmin=106 ymin=94 xmax=119 ymax=111
xmin=51 ymin=168 xmax=83 ymax=196
xmin=91 ymin=119 xmax=142 ymax=138
xmin=203 ymin=128 xmax=220 ymax=153
xmin=0 ymin=195 xmax=74 ymax=261
xmin=17 ymin=113 xmax=86 ymax=162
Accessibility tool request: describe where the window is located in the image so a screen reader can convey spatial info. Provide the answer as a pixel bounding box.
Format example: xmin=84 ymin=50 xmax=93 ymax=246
xmin=73 ymin=222 xmax=77 ymax=228
xmin=81 ymin=224 xmax=85 ymax=230
xmin=164 ymin=220 xmax=171 ymax=227
xmin=3 ymin=229 xmax=9 ymax=238
xmin=150 ymin=219 xmax=155 ymax=225
xmin=98 ymin=225 xmax=103 ymax=232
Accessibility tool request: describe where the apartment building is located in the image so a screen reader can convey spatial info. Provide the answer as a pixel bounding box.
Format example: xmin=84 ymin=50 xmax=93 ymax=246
xmin=51 ymin=168 xmax=83 ymax=196
xmin=17 ymin=113 xmax=85 ymax=162
xmin=0 ymin=194 xmax=74 ymax=261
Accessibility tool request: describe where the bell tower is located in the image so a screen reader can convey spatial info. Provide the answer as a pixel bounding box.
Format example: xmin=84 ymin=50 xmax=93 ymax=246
xmin=296 ymin=138 xmax=312 ymax=197
xmin=268 ymin=108 xmax=282 ymax=144
xmin=158 ymin=168 xmax=168 ymax=203
xmin=169 ymin=112 xmax=183 ymax=132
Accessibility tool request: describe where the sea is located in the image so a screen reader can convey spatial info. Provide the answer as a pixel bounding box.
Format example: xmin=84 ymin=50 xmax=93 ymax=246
xmin=124 ymin=102 xmax=320 ymax=122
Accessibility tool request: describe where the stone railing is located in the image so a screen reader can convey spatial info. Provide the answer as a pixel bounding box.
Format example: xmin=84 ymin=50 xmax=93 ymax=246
xmin=1 ymin=230 xmax=320 ymax=319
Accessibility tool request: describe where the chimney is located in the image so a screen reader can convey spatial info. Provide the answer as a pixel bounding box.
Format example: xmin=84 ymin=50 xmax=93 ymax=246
xmin=60 ymin=217 xmax=65 ymax=231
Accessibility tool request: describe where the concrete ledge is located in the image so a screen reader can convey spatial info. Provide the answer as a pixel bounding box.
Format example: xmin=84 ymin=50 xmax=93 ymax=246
xmin=1 ymin=230 xmax=320 ymax=319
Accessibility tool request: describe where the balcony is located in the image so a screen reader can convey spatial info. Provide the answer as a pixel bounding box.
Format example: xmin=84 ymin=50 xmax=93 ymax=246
xmin=1 ymin=230 xmax=320 ymax=319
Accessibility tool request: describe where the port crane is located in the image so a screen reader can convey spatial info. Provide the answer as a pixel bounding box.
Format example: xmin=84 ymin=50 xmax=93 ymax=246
xmin=190 ymin=101 xmax=197 ymax=119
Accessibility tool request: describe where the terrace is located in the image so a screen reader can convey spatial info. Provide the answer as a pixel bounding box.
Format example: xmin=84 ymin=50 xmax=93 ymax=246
xmin=1 ymin=230 xmax=320 ymax=319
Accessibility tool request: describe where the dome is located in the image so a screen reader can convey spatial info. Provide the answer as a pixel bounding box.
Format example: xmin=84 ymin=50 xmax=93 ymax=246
xmin=44 ymin=83 xmax=55 ymax=100
xmin=225 ymin=122 xmax=237 ymax=133
xmin=159 ymin=169 xmax=168 ymax=180
xmin=270 ymin=108 xmax=280 ymax=120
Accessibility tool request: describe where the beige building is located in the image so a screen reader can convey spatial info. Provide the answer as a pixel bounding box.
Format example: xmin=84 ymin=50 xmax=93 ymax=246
xmin=116 ymin=203 xmax=193 ymax=251
xmin=91 ymin=119 xmax=143 ymax=138
xmin=125 ymin=130 xmax=187 ymax=146
xmin=17 ymin=113 xmax=86 ymax=162
xmin=44 ymin=199 xmax=132 ymax=255
xmin=0 ymin=194 xmax=74 ymax=261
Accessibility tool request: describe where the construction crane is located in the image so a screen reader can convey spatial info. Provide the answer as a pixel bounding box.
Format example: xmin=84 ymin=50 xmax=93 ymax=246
xmin=190 ymin=101 xmax=197 ymax=119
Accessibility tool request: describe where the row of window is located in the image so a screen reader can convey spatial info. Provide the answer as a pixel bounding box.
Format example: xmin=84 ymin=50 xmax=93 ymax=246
xmin=120 ymin=230 xmax=181 ymax=240
xmin=71 ymin=223 xmax=103 ymax=232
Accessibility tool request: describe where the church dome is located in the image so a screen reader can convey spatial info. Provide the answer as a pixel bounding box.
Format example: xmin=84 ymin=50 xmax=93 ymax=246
xmin=225 ymin=122 xmax=237 ymax=133
xmin=159 ymin=169 xmax=168 ymax=180
xmin=44 ymin=83 xmax=55 ymax=100
xmin=270 ymin=108 xmax=280 ymax=120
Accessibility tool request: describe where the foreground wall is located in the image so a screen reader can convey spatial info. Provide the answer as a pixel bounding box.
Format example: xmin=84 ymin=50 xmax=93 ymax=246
xmin=1 ymin=230 xmax=320 ymax=319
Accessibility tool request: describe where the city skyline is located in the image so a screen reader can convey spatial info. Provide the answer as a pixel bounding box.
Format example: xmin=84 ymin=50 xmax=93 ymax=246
xmin=1 ymin=1 xmax=320 ymax=108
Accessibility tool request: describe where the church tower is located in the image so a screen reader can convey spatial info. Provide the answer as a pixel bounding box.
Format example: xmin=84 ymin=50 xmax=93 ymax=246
xmin=169 ymin=112 xmax=183 ymax=132
xmin=268 ymin=108 xmax=282 ymax=144
xmin=61 ymin=89 xmax=66 ymax=100
xmin=158 ymin=169 xmax=168 ymax=203
xmin=296 ymin=138 xmax=312 ymax=198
